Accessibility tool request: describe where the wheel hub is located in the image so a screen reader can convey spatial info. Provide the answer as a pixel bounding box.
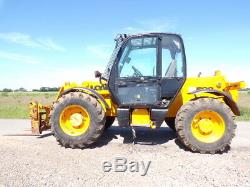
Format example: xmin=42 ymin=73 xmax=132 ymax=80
xmin=191 ymin=110 xmax=226 ymax=143
xmin=69 ymin=113 xmax=84 ymax=128
xmin=197 ymin=119 xmax=213 ymax=135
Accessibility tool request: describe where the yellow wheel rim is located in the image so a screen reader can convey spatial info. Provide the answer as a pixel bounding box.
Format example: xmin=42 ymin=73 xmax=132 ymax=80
xmin=59 ymin=105 xmax=90 ymax=136
xmin=191 ymin=110 xmax=225 ymax=143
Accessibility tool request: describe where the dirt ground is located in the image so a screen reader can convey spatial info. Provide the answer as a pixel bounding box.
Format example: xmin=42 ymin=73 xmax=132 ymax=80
xmin=0 ymin=119 xmax=249 ymax=187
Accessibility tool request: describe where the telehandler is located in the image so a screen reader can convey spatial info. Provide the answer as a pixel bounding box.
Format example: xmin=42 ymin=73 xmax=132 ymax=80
xmin=30 ymin=33 xmax=245 ymax=153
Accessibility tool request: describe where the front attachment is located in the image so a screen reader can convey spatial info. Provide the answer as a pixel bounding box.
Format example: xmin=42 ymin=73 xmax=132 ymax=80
xmin=29 ymin=102 xmax=51 ymax=135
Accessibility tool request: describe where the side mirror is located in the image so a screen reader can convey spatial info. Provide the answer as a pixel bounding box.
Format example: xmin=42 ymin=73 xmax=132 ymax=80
xmin=94 ymin=70 xmax=102 ymax=78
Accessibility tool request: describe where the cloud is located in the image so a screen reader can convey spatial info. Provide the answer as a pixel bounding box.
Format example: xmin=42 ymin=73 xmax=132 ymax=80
xmin=123 ymin=18 xmax=177 ymax=34
xmin=86 ymin=44 xmax=112 ymax=61
xmin=0 ymin=51 xmax=41 ymax=64
xmin=4 ymin=66 xmax=100 ymax=90
xmin=0 ymin=32 xmax=66 ymax=52
xmin=0 ymin=33 xmax=41 ymax=48
xmin=37 ymin=38 xmax=66 ymax=52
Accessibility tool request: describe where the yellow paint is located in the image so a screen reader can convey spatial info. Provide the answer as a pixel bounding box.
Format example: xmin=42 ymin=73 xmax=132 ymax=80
xmin=57 ymin=81 xmax=112 ymax=114
xmin=191 ymin=110 xmax=225 ymax=143
xmin=59 ymin=105 xmax=90 ymax=136
xmin=167 ymin=71 xmax=246 ymax=117
xmin=55 ymin=71 xmax=246 ymax=120
xmin=30 ymin=102 xmax=51 ymax=134
xmin=56 ymin=71 xmax=245 ymax=119
xmin=131 ymin=109 xmax=153 ymax=127
xmin=31 ymin=71 xmax=246 ymax=133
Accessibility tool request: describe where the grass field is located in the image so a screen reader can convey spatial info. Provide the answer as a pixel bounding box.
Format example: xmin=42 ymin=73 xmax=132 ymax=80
xmin=237 ymin=91 xmax=250 ymax=120
xmin=0 ymin=91 xmax=250 ymax=120
xmin=0 ymin=92 xmax=56 ymax=119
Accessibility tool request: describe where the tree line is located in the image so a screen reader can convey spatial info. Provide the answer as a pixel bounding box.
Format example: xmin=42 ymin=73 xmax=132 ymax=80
xmin=0 ymin=87 xmax=60 ymax=92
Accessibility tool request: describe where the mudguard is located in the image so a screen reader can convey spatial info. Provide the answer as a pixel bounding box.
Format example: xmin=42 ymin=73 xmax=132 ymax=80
xmin=59 ymin=87 xmax=110 ymax=110
xmin=189 ymin=89 xmax=240 ymax=116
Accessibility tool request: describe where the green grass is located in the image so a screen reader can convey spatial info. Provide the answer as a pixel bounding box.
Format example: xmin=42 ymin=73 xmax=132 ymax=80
xmin=237 ymin=107 xmax=250 ymax=121
xmin=0 ymin=91 xmax=249 ymax=120
xmin=0 ymin=92 xmax=56 ymax=119
xmin=0 ymin=104 xmax=29 ymax=119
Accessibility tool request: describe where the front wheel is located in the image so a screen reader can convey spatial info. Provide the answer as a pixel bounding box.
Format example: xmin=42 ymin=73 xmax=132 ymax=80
xmin=176 ymin=98 xmax=236 ymax=154
xmin=50 ymin=92 xmax=106 ymax=148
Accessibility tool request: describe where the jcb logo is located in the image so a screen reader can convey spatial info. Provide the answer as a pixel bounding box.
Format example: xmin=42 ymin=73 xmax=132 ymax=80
xmin=197 ymin=87 xmax=214 ymax=90
xmin=89 ymin=85 xmax=108 ymax=90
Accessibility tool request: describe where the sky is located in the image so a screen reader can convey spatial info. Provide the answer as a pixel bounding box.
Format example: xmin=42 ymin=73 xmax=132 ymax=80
xmin=0 ymin=0 xmax=249 ymax=90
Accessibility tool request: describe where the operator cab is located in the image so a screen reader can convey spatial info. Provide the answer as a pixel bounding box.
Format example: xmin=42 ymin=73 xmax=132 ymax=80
xmin=105 ymin=33 xmax=186 ymax=108
xmin=102 ymin=33 xmax=186 ymax=127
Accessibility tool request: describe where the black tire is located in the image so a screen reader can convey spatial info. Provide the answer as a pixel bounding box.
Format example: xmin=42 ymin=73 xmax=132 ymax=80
xmin=165 ymin=117 xmax=176 ymax=131
xmin=176 ymin=98 xmax=236 ymax=154
xmin=104 ymin=116 xmax=115 ymax=130
xmin=50 ymin=92 xmax=106 ymax=148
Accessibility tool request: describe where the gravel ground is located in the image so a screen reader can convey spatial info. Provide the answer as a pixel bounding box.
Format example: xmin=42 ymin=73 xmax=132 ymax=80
xmin=0 ymin=119 xmax=249 ymax=187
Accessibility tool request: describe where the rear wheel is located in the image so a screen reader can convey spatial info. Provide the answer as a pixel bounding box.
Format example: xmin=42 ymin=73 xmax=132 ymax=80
xmin=50 ymin=92 xmax=106 ymax=148
xmin=176 ymin=98 xmax=236 ymax=154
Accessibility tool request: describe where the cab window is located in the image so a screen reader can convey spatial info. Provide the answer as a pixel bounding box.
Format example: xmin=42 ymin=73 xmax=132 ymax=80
xmin=161 ymin=36 xmax=184 ymax=78
xmin=118 ymin=37 xmax=157 ymax=78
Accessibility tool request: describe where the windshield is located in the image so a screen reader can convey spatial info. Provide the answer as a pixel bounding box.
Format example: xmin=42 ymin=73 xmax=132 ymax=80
xmin=118 ymin=37 xmax=157 ymax=78
xmin=117 ymin=35 xmax=184 ymax=78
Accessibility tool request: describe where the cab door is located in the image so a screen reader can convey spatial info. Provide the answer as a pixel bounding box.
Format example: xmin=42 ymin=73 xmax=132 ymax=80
xmin=108 ymin=36 xmax=161 ymax=108
xmin=160 ymin=35 xmax=186 ymax=99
